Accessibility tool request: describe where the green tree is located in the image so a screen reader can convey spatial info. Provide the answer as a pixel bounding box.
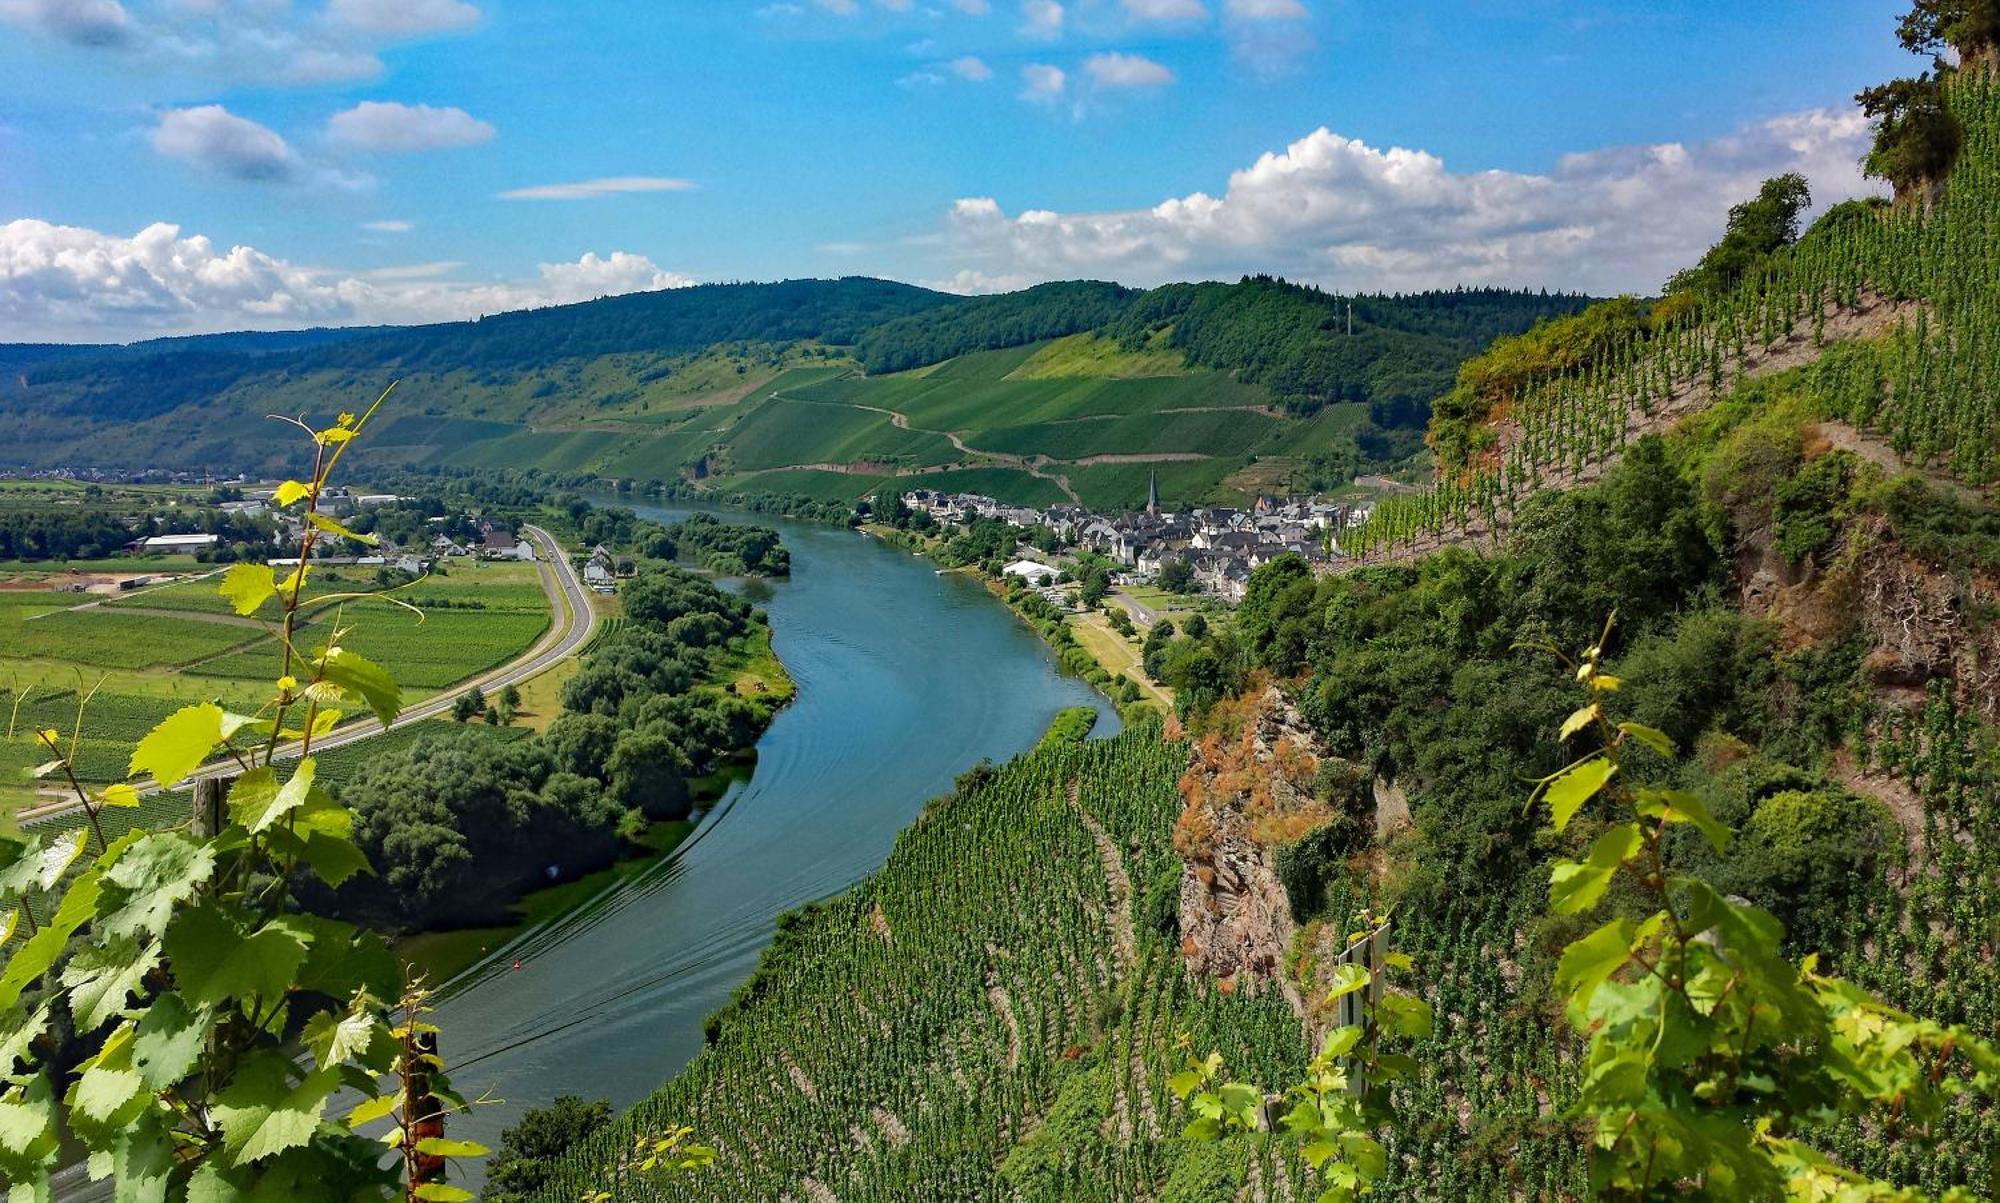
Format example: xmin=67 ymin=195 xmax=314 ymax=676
xmin=1896 ymin=0 xmax=2000 ymax=65
xmin=1158 ymin=556 xmax=1197 ymax=594
xmin=1858 ymin=75 xmax=1963 ymax=205
xmin=1667 ymin=174 xmax=1812 ymax=296
xmin=485 ymin=1095 xmax=614 ymax=1203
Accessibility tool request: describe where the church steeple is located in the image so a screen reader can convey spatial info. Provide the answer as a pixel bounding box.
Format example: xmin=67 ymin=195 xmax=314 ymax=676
xmin=1146 ymin=471 xmax=1160 ymax=517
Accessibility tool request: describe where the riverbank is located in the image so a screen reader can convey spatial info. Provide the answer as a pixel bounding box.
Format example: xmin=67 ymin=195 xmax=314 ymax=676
xmin=862 ymin=521 xmax=1169 ymax=716
xmin=392 ymin=605 xmax=794 ymax=986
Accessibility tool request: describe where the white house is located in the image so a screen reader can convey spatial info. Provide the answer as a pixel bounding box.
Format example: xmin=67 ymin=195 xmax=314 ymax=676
xmin=139 ymin=533 xmax=219 ymax=553
xmin=1002 ymin=560 xmax=1059 ymax=588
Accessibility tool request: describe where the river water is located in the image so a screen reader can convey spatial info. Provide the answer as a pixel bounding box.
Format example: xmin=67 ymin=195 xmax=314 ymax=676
xmin=431 ymin=501 xmax=1117 ymax=1157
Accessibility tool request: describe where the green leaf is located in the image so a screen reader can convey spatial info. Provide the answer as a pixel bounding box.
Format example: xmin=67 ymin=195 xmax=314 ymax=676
xmin=1324 ymin=961 xmax=1371 ymax=1003
xmin=315 ymin=648 xmax=402 ymax=728
xmin=345 ymin=1093 xmax=399 ymax=1130
xmin=99 ymin=783 xmax=139 ymax=810
xmin=1543 ymin=756 xmax=1616 ymax=832
xmin=1636 ymin=788 xmax=1731 ymax=854
xmin=129 ymin=703 xmax=223 ymax=788
xmin=98 ymin=832 xmax=214 ymax=940
xmin=211 ymin=1051 xmax=340 ymax=1167
xmin=1319 ymin=1025 xmax=1363 ymax=1059
xmin=414 ymin=1138 xmax=489 ymax=1158
xmin=230 ymin=760 xmax=315 ymax=835
xmin=217 ymin=563 xmax=278 ymax=617
xmin=132 ymin=994 xmax=209 ymax=1092
xmin=1340 ymin=1133 xmax=1387 ymax=1179
xmin=60 ymin=937 xmax=161 ymax=1031
xmin=271 ymin=480 xmax=310 ymax=508
xmin=107 ymin=1113 xmax=175 ymax=1203
xmin=307 ymin=512 xmax=378 ymax=545
xmin=0 ymin=1004 xmax=47 ymax=1078
xmin=1165 ymin=1069 xmax=1202 ymax=1099
xmin=163 ymin=906 xmax=312 ymax=1011
xmin=0 ymin=1076 xmax=61 ymax=1183
xmin=1559 ymin=704 xmax=1599 ymax=740
xmin=302 ymin=1008 xmax=378 ymax=1071
xmin=1554 ymin=917 xmax=1638 ymax=1012
xmin=1617 ymin=721 xmax=1675 ymax=758
xmin=1548 ymin=822 xmax=1643 ymax=916
xmin=291 ymin=916 xmax=400 ymax=1006
xmin=413 ymin=1186 xmax=475 ymax=1202
xmin=1378 ymin=992 xmax=1434 ymax=1039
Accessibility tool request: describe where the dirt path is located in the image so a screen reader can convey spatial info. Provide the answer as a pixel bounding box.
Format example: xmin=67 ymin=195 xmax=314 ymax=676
xmin=1065 ymin=452 xmax=1213 ymax=466
xmin=1159 ymin=404 xmax=1282 ymax=418
xmin=1810 ymin=420 xmax=1991 ymax=505
xmin=774 ymin=378 xmax=1084 ymax=503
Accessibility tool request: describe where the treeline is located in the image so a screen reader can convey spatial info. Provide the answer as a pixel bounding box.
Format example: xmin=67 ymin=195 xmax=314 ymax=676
xmin=0 ymin=508 xmax=275 ymax=562
xmin=662 ymin=511 xmax=789 ymax=576
xmin=854 ymin=281 xmax=1137 ymax=374
xmin=1102 ymin=277 xmax=1593 ymax=422
xmin=324 ymin=563 xmax=779 ymax=932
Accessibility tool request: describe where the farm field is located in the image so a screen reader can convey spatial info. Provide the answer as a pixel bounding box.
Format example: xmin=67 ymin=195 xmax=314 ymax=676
xmin=0 ymin=558 xmax=554 ymax=821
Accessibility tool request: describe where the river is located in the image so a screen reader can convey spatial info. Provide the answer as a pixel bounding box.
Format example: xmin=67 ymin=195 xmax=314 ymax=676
xmin=431 ymin=501 xmax=1118 ymax=1159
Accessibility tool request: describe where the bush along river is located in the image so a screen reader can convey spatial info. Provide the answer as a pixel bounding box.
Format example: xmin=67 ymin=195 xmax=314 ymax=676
xmin=432 ymin=500 xmax=1120 ymax=1156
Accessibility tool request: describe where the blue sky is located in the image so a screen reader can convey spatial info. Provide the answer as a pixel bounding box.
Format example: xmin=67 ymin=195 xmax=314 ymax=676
xmin=0 ymin=0 xmax=1923 ymax=341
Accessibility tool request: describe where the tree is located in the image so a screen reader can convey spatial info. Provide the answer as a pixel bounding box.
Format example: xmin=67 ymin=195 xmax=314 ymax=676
xmin=485 ymin=1096 xmax=614 ymax=1203
xmin=608 ymin=730 xmax=693 ymax=820
xmin=1896 ymin=0 xmax=2000 ymax=66
xmin=1858 ymin=75 xmax=1962 ymax=206
xmin=1158 ymin=556 xmax=1197 ymax=594
xmin=501 ymin=683 xmax=522 ymax=710
xmin=452 ymin=691 xmax=480 ymax=723
xmin=1667 ymin=174 xmax=1812 ymax=295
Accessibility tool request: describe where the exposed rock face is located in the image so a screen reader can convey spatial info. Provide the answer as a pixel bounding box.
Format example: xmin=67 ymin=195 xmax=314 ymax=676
xmin=1173 ymin=687 xmax=1326 ymax=1008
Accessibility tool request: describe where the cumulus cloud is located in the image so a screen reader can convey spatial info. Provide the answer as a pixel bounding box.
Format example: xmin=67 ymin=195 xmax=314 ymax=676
xmin=1019 ymin=63 xmax=1066 ymax=101
xmin=326 ymin=101 xmax=495 ymax=152
xmin=0 ymin=0 xmax=132 ymax=47
xmin=1085 ymin=51 xmax=1174 ymax=88
xmin=1019 ymin=0 xmax=1062 ymax=38
xmin=948 ymin=55 xmax=993 ymax=80
xmin=1123 ymin=0 xmax=1206 ymax=23
xmin=363 ymin=220 xmax=415 ymax=232
xmin=946 ymin=0 xmax=990 ymax=12
xmin=0 ymin=218 xmax=695 ymax=342
xmin=325 ymin=0 xmax=479 ymax=36
xmin=152 ymin=105 xmax=297 ymax=181
xmin=929 ymin=106 xmax=1883 ymax=297
xmin=497 ymin=176 xmax=696 ymax=201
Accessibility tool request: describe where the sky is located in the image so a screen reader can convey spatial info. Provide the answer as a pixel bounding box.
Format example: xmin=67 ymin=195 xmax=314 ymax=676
xmin=0 ymin=0 xmax=1927 ymax=343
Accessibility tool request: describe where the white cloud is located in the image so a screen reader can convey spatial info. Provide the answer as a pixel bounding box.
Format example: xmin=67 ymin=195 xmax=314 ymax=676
xmin=363 ymin=220 xmax=415 ymax=232
xmin=152 ymin=105 xmax=297 ymax=181
xmin=1123 ymin=0 xmax=1206 ymax=22
xmin=1224 ymin=0 xmax=1304 ymax=17
xmin=326 ymin=101 xmax=496 ymax=152
xmin=928 ymin=106 xmax=1883 ymax=297
xmin=1085 ymin=51 xmax=1174 ymax=88
xmin=325 ymin=0 xmax=479 ymax=36
xmin=948 ymin=55 xmax=993 ymax=80
xmin=363 ymin=260 xmax=463 ymax=280
xmin=498 ymin=176 xmax=697 ymax=201
xmin=810 ymin=0 xmax=858 ymax=13
xmin=1019 ymin=63 xmax=1066 ymax=101
xmin=946 ymin=0 xmax=990 ymax=11
xmin=1019 ymin=0 xmax=1061 ymax=38
xmin=0 ymin=218 xmax=695 ymax=342
xmin=0 ymin=0 xmax=133 ymax=46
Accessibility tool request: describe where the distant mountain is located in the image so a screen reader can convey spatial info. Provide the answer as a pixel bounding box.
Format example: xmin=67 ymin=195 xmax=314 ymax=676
xmin=0 ymin=275 xmax=1589 ymax=504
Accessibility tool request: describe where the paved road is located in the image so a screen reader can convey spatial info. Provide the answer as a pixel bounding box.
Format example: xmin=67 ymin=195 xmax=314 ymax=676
xmin=21 ymin=524 xmax=597 ymax=824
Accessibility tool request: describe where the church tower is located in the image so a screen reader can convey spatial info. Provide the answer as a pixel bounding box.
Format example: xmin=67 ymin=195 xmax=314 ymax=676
xmin=1146 ymin=470 xmax=1160 ymax=517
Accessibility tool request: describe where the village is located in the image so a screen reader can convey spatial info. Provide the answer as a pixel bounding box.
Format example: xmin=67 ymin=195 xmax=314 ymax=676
xmin=896 ymin=474 xmax=1374 ymax=604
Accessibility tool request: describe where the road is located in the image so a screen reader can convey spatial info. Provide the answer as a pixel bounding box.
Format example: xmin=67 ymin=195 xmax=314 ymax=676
xmin=20 ymin=523 xmax=598 ymax=824
xmin=43 ymin=524 xmax=597 ymax=1201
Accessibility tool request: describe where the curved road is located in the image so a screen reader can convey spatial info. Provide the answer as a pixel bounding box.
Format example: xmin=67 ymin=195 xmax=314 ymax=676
xmin=21 ymin=523 xmax=597 ymax=822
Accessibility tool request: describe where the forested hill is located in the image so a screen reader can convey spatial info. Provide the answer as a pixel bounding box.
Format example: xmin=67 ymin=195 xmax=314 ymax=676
xmin=0 ymin=276 xmax=1585 ymax=509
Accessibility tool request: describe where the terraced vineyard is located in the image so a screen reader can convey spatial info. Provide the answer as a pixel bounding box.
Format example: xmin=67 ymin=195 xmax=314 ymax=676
xmin=524 ymin=729 xmax=1319 ymax=1203
xmin=1348 ymin=73 xmax=2000 ymax=559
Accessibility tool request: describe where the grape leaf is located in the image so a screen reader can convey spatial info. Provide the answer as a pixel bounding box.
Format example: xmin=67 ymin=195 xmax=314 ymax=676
xmin=163 ymin=907 xmax=312 ymax=1011
xmin=1548 ymin=822 xmax=1643 ymax=916
xmin=1544 ymin=757 xmax=1617 ymax=832
xmin=61 ymin=937 xmax=162 ymax=1031
xmin=315 ymin=648 xmax=402 ymax=728
xmin=133 ymin=994 xmax=210 ymax=1093
xmin=99 ymin=833 xmax=215 ymax=939
xmin=211 ymin=1051 xmax=341 ymax=1167
xmin=1554 ymin=917 xmax=1638 ymax=1013
xmin=129 ymin=704 xmax=223 ymax=788
xmin=217 ymin=563 xmax=278 ymax=617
